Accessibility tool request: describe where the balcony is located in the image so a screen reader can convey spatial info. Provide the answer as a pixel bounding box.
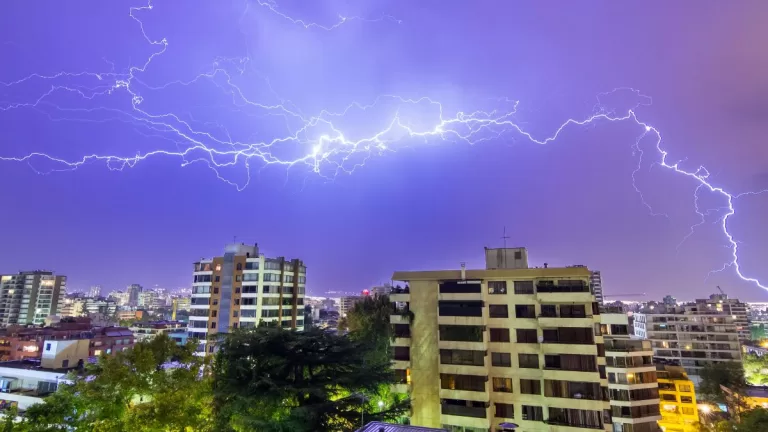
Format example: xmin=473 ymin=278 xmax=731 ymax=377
xmin=545 ymin=419 xmax=603 ymax=430
xmin=441 ymin=404 xmax=487 ymax=419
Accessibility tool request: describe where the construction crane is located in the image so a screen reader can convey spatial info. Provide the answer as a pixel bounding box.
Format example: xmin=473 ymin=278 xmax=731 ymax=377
xmin=716 ymin=285 xmax=727 ymax=297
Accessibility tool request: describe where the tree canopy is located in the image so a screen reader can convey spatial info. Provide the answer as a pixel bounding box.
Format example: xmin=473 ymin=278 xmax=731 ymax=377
xmin=344 ymin=295 xmax=393 ymax=365
xmin=19 ymin=334 xmax=213 ymax=432
xmin=698 ymin=361 xmax=746 ymax=403
xmin=212 ymin=326 xmax=408 ymax=432
xmin=743 ymin=354 xmax=768 ymax=386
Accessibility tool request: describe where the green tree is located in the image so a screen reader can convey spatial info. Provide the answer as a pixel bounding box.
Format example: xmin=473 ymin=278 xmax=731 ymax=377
xmin=699 ymin=361 xmax=746 ymax=403
xmin=20 ymin=334 xmax=213 ymax=432
xmin=345 ymin=295 xmax=393 ymax=365
xmin=744 ymin=354 xmax=768 ymax=386
xmin=750 ymin=324 xmax=766 ymax=342
xmin=303 ymin=305 xmax=314 ymax=328
xmin=710 ymin=408 xmax=768 ymax=432
xmin=212 ymin=326 xmax=408 ymax=432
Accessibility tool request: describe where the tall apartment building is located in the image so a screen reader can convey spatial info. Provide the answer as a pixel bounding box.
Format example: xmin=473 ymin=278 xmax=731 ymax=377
xmin=188 ymin=243 xmax=306 ymax=353
xmin=127 ymin=284 xmax=143 ymax=307
xmin=390 ymin=247 xmax=611 ymax=432
xmin=696 ymin=294 xmax=749 ymax=342
xmin=0 ymin=271 xmax=67 ymax=326
xmin=340 ymin=295 xmax=364 ymax=317
xmin=634 ymin=300 xmax=742 ymax=386
xmin=656 ymin=366 xmax=698 ymax=432
xmin=601 ymin=310 xmax=661 ymax=432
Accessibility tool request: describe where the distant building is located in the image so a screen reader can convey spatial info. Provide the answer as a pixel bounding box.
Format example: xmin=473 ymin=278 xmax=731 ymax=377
xmin=340 ymin=296 xmax=364 ymax=317
xmin=590 ymin=270 xmax=603 ymax=303
xmin=663 ymin=295 xmax=677 ymax=307
xmin=129 ymin=321 xmax=186 ymax=343
xmin=88 ymin=285 xmax=102 ymax=298
xmin=107 ymin=290 xmax=130 ymax=307
xmin=370 ymin=283 xmax=392 ymax=297
xmin=127 ymin=284 xmax=143 ymax=307
xmin=0 ymin=271 xmax=67 ymax=326
xmin=60 ymin=296 xmax=117 ymax=318
xmin=634 ymin=297 xmax=743 ymax=385
xmin=189 ymin=243 xmax=306 ymax=354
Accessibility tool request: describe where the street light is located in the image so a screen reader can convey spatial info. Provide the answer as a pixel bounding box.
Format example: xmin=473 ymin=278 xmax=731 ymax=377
xmin=377 ymin=401 xmax=384 ymax=411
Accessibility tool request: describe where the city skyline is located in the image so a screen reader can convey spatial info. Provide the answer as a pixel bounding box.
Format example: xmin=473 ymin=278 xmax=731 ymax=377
xmin=1 ymin=2 xmax=767 ymax=300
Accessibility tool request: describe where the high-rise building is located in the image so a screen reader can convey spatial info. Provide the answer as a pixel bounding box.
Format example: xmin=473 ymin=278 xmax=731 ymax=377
xmin=0 ymin=271 xmax=67 ymax=326
xmin=370 ymin=283 xmax=392 ymax=297
xmin=340 ymin=295 xmax=364 ymax=317
xmin=601 ymin=309 xmax=662 ymax=432
xmin=696 ymin=293 xmax=749 ymax=342
xmin=634 ymin=299 xmax=742 ymax=385
xmin=126 ymin=284 xmax=143 ymax=307
xmin=188 ymin=243 xmax=306 ymax=354
xmin=88 ymin=285 xmax=102 ymax=298
xmin=591 ymin=271 xmax=604 ymax=304
xmin=390 ymin=248 xmax=610 ymax=431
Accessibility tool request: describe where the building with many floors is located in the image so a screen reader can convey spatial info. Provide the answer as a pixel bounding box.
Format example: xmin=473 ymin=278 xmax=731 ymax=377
xmin=127 ymin=284 xmax=143 ymax=307
xmin=633 ymin=299 xmax=743 ymax=385
xmin=340 ymin=295 xmax=365 ymax=317
xmin=601 ymin=310 xmax=661 ymax=432
xmin=189 ymin=243 xmax=306 ymax=354
xmin=129 ymin=321 xmax=186 ymax=343
xmin=656 ymin=366 xmax=698 ymax=432
xmin=390 ymin=247 xmax=611 ymax=432
xmin=0 ymin=271 xmax=67 ymax=326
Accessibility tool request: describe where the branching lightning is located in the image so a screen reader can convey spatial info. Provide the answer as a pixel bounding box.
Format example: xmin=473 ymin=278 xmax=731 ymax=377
xmin=1 ymin=1 xmax=766 ymax=290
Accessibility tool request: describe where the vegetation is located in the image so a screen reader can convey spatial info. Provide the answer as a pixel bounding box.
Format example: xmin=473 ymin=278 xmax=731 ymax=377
xmin=212 ymin=326 xmax=408 ymax=432
xmin=750 ymin=324 xmax=766 ymax=342
xmin=19 ymin=334 xmax=212 ymax=432
xmin=704 ymin=408 xmax=768 ymax=432
xmin=699 ymin=361 xmax=746 ymax=403
xmin=343 ymin=295 xmax=393 ymax=365
xmin=743 ymin=354 xmax=768 ymax=386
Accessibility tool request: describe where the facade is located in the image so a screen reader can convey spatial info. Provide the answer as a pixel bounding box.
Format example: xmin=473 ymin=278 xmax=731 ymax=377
xmin=591 ymin=271 xmax=604 ymax=304
xmin=601 ymin=311 xmax=661 ymax=432
xmin=188 ymin=243 xmax=306 ymax=354
xmin=129 ymin=321 xmax=186 ymax=343
xmin=127 ymin=284 xmax=143 ymax=307
xmin=370 ymin=284 xmax=393 ymax=297
xmin=0 ymin=318 xmax=134 ymax=362
xmin=340 ymin=295 xmax=364 ymax=317
xmin=634 ymin=301 xmax=742 ymax=385
xmin=60 ymin=296 xmax=117 ymax=318
xmin=656 ymin=366 xmax=698 ymax=432
xmin=88 ymin=285 xmax=102 ymax=298
xmin=0 ymin=271 xmax=67 ymax=326
xmin=0 ymin=362 xmax=68 ymax=411
xmin=108 ymin=290 xmax=130 ymax=307
xmin=391 ymin=248 xmax=611 ymax=431
xmin=696 ymin=294 xmax=749 ymax=342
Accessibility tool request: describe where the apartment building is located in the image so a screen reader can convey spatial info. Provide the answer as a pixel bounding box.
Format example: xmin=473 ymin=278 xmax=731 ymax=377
xmin=634 ymin=301 xmax=742 ymax=385
xmin=127 ymin=284 xmax=143 ymax=307
xmin=0 ymin=271 xmax=67 ymax=326
xmin=656 ymin=366 xmax=698 ymax=432
xmin=696 ymin=294 xmax=749 ymax=342
xmin=340 ymin=295 xmax=364 ymax=317
xmin=601 ymin=310 xmax=661 ymax=432
xmin=189 ymin=243 xmax=306 ymax=353
xmin=390 ymin=247 xmax=611 ymax=432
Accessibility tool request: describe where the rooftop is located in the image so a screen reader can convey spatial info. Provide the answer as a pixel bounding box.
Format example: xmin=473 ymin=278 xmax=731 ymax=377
xmin=0 ymin=359 xmax=73 ymax=374
xmin=356 ymin=422 xmax=447 ymax=432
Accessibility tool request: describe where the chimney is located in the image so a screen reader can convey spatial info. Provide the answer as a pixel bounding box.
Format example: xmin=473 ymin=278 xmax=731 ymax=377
xmin=460 ymin=262 xmax=466 ymax=280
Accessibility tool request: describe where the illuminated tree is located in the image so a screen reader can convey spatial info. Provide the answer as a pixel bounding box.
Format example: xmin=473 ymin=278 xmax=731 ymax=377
xmin=743 ymin=354 xmax=768 ymax=386
xmin=212 ymin=326 xmax=408 ymax=432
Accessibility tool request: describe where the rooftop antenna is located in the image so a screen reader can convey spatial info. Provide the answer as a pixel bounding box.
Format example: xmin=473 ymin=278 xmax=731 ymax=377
xmin=501 ymin=226 xmax=510 ymax=268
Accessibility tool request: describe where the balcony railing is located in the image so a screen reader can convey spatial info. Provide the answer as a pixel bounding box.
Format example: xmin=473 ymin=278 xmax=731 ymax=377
xmin=441 ymin=404 xmax=487 ymax=418
xmin=545 ymin=419 xmax=603 ymax=430
xmin=536 ymin=285 xmax=589 ymax=293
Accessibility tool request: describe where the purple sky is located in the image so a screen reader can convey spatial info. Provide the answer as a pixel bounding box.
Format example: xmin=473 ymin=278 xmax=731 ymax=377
xmin=1 ymin=1 xmax=766 ymax=300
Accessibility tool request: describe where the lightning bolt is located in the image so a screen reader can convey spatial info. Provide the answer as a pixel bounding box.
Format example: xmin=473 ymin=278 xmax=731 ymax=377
xmin=1 ymin=1 xmax=766 ymax=291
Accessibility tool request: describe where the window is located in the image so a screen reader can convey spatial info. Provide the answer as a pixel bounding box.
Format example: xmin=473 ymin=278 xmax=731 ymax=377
xmin=241 ymin=309 xmax=257 ymax=317
xmin=678 ymin=384 xmax=692 ymax=393
xmin=680 ymin=396 xmax=693 ymax=404
xmin=513 ymin=280 xmax=534 ymax=294
xmin=521 ymin=405 xmax=543 ymax=421
xmin=516 ymin=329 xmax=538 ymax=343
xmin=491 ymin=352 xmax=511 ymax=367
xmin=210 ymin=322 xmax=216 ymax=329
xmin=440 ymin=349 xmax=485 ymax=366
xmin=548 ymin=407 xmax=603 ymax=429
xmin=233 ymin=311 xmax=238 ymax=318
xmin=682 ymin=407 xmax=694 ymax=415
xmin=242 ymin=286 xmax=257 ymax=293
xmin=544 ymin=380 xmax=601 ymax=400
xmin=439 ymin=300 xmax=483 ymax=317
xmin=492 ymin=377 xmax=513 ymax=393
xmin=545 ymin=354 xmax=597 ymax=371
xmin=489 ymin=304 xmax=508 ymax=318
xmin=520 ymin=379 xmax=541 ymax=395
xmin=211 ymin=310 xmax=217 ymax=318
xmin=518 ymin=353 xmax=538 ymax=368
xmin=543 ymin=327 xmax=594 ymax=344
xmin=213 ymin=287 xmax=219 ymax=294
xmin=488 ymin=281 xmax=507 ymax=294
xmin=261 ymin=309 xmax=279 ymax=318
xmin=495 ymin=403 xmax=514 ymax=419
xmin=236 ymin=263 xmax=242 ymax=271
xmin=235 ymin=287 xmax=240 ymax=294
xmin=440 ymin=374 xmax=486 ymax=392
xmin=235 ymin=275 xmax=241 ymax=282
xmin=214 ymin=275 xmax=220 ymax=283
xmin=490 ymin=328 xmax=510 ymax=342
xmin=392 ymin=347 xmax=410 ymax=361
xmin=45 ymin=343 xmax=51 ymax=351
xmin=62 ymin=359 xmax=69 ymax=368
xmin=245 ymin=261 xmax=259 ymax=270
xmin=515 ymin=304 xmax=536 ymax=318
xmin=440 ymin=281 xmax=481 ymax=294
xmin=440 ymin=325 xmax=484 ymax=342
xmin=241 ymin=298 xmax=255 ymax=306
xmin=234 ymin=299 xmax=240 ymax=306
xmin=560 ymin=304 xmax=587 ymax=318
xmin=540 ymin=304 xmax=557 ymax=317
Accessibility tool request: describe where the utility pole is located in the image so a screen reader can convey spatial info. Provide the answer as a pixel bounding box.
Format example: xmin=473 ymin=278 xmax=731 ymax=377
xmin=501 ymin=226 xmax=510 ymax=268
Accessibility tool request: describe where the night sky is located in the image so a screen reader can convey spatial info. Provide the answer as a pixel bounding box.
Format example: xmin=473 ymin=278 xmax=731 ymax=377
xmin=1 ymin=1 xmax=766 ymax=300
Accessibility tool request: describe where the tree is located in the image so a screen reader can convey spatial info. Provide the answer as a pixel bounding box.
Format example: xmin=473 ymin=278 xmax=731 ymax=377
xmin=212 ymin=326 xmax=408 ymax=432
xmin=20 ymin=334 xmax=213 ymax=432
xmin=709 ymin=408 xmax=768 ymax=432
xmin=750 ymin=324 xmax=766 ymax=342
xmin=303 ymin=305 xmax=313 ymax=329
xmin=699 ymin=361 xmax=746 ymax=403
xmin=743 ymin=354 xmax=768 ymax=386
xmin=344 ymin=295 xmax=393 ymax=365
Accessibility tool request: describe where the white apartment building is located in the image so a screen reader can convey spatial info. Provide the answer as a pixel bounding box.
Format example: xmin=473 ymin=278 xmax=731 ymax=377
xmin=189 ymin=243 xmax=306 ymax=354
xmin=634 ymin=301 xmax=742 ymax=386
xmin=391 ymin=248 xmax=611 ymax=432
xmin=602 ymin=311 xmax=661 ymax=432
xmin=0 ymin=271 xmax=67 ymax=326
